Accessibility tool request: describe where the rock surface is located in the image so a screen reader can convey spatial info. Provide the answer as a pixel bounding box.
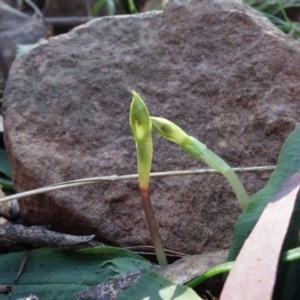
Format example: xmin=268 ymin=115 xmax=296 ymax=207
xmin=3 ymin=0 xmax=300 ymax=255
xmin=0 ymin=1 xmax=47 ymax=89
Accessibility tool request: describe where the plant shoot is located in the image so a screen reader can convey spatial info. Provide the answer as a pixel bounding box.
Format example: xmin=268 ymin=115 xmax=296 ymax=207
xmin=130 ymin=91 xmax=167 ymax=265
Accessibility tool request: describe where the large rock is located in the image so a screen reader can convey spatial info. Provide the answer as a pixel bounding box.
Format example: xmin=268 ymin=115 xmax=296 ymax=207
xmin=3 ymin=0 xmax=300 ymax=255
xmin=0 ymin=1 xmax=47 ymax=89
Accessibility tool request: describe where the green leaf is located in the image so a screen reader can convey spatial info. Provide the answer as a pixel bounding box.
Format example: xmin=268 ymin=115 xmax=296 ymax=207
xmin=130 ymin=91 xmax=151 ymax=144
xmin=0 ymin=149 xmax=14 ymax=194
xmin=150 ymin=117 xmax=188 ymax=145
xmin=106 ymin=0 xmax=116 ymax=15
xmin=129 ymin=91 xmax=153 ymax=189
xmin=0 ymin=247 xmax=151 ymax=300
xmin=187 ymin=246 xmax=300 ymax=289
xmin=0 ymin=177 xmax=13 ymax=191
xmin=228 ymin=125 xmax=300 ymax=262
xmin=273 ymin=186 xmax=300 ymax=299
xmin=228 ymin=125 xmax=300 ymax=299
xmin=0 ymin=149 xmax=12 ymax=179
xmin=99 ymin=257 xmax=151 ymax=280
xmin=91 ymin=0 xmax=107 ymax=16
xmin=116 ymin=268 xmax=202 ymax=300
xmin=223 ymin=172 xmax=300 ymax=299
xmin=127 ymin=0 xmax=138 ymax=14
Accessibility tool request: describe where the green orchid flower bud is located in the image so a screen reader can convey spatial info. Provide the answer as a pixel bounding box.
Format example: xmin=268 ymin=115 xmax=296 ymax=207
xmin=129 ymin=91 xmax=152 ymax=189
xmin=130 ymin=91 xmax=151 ymax=143
xmin=150 ymin=117 xmax=188 ymax=145
xmin=151 ymin=116 xmax=250 ymax=209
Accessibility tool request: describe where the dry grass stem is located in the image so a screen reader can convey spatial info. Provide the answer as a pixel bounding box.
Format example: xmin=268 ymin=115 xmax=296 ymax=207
xmin=0 ymin=166 xmax=275 ymax=204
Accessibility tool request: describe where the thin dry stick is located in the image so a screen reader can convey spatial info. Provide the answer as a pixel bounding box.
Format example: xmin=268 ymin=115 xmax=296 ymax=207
xmin=0 ymin=166 xmax=275 ymax=204
xmin=15 ymin=250 xmax=31 ymax=282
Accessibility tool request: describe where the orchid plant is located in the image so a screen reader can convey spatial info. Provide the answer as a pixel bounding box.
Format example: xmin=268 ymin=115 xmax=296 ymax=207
xmin=129 ymin=91 xmax=250 ymax=265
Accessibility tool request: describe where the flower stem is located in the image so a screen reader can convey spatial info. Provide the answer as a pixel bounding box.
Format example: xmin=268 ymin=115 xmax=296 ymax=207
xmin=223 ymin=168 xmax=249 ymax=209
xmin=130 ymin=92 xmax=168 ymax=265
xmin=189 ymin=145 xmax=250 ymax=209
xmin=140 ymin=187 xmax=168 ymax=265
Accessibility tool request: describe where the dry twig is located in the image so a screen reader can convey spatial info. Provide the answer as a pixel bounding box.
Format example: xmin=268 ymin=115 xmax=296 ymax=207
xmin=0 ymin=224 xmax=100 ymax=248
xmin=0 ymin=166 xmax=276 ymax=204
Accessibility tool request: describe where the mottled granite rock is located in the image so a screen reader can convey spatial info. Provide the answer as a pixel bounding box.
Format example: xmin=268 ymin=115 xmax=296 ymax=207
xmin=3 ymin=0 xmax=300 ymax=254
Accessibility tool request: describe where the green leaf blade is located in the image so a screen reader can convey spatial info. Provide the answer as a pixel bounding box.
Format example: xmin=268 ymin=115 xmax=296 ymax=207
xmin=0 ymin=247 xmax=151 ymax=300
xmin=0 ymin=149 xmax=12 ymax=179
xmin=228 ymin=125 xmax=300 ymax=262
xmin=116 ymin=269 xmax=203 ymax=300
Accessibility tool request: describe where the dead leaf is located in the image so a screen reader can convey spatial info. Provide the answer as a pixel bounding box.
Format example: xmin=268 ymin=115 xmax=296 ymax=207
xmin=152 ymin=249 xmax=228 ymax=285
xmin=221 ymin=171 xmax=300 ymax=299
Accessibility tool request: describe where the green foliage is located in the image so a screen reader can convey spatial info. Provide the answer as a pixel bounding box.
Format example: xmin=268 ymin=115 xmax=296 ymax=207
xmin=274 ymin=193 xmax=300 ymax=299
xmin=90 ymin=0 xmax=300 ymax=37
xmin=245 ymin=0 xmax=300 ymax=39
xmin=0 ymin=149 xmax=14 ymax=195
xmin=91 ymin=0 xmax=116 ymax=16
xmin=118 ymin=268 xmax=202 ymax=300
xmin=228 ymin=125 xmax=300 ymax=261
xmin=127 ymin=0 xmax=138 ymax=14
xmin=186 ymin=246 xmax=300 ymax=289
xmin=0 ymin=247 xmax=151 ymax=300
xmin=91 ymin=0 xmax=138 ymax=16
xmin=0 ymin=247 xmax=201 ymax=300
xmin=228 ymin=125 xmax=300 ymax=299
xmin=0 ymin=149 xmax=12 ymax=179
xmin=0 ymin=91 xmax=13 ymax=194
